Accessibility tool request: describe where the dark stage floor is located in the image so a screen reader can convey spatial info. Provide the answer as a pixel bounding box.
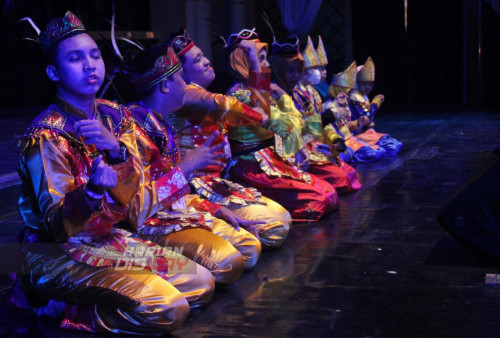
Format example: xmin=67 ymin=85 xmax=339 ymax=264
xmin=1 ymin=109 xmax=500 ymax=337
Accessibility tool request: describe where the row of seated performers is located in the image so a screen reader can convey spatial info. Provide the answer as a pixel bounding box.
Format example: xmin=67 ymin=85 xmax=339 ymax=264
xmin=10 ymin=11 xmax=402 ymax=334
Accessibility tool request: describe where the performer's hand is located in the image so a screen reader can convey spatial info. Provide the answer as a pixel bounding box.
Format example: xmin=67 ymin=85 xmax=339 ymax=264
xmin=270 ymin=83 xmax=287 ymax=100
xmin=252 ymin=107 xmax=269 ymax=125
xmin=373 ymin=94 xmax=385 ymax=104
xmin=87 ymin=155 xmax=118 ymax=195
xmin=239 ymin=40 xmax=260 ymax=72
xmin=179 ymin=131 xmax=226 ymax=177
xmin=358 ymin=115 xmax=370 ymax=127
xmin=214 ymin=206 xmax=263 ymax=236
xmin=332 ymin=138 xmax=347 ymax=152
xmin=295 ymin=147 xmax=310 ymax=171
xmin=75 ymin=120 xmax=120 ymax=157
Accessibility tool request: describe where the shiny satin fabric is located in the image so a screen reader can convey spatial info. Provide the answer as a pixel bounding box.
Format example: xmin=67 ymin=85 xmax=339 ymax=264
xmin=230 ymin=196 xmax=291 ymax=248
xmin=185 ymin=194 xmax=262 ymax=268
xmin=227 ymin=87 xmax=305 ymax=158
xmin=290 ymin=84 xmax=362 ymax=195
xmin=348 ymin=142 xmax=387 ymax=163
xmin=127 ymin=105 xmax=262 ymax=283
xmin=18 ymin=103 xmax=141 ymax=241
xmin=307 ymin=156 xmax=362 ymax=194
xmin=374 ymin=134 xmax=403 ymax=156
xmin=210 ymin=217 xmax=262 ymax=269
xmin=168 ymin=83 xmax=264 ymax=178
xmin=132 ymin=102 xmax=290 ymax=250
xmin=175 ymin=83 xmax=264 ymax=130
xmin=140 ymin=228 xmax=244 ymax=285
xmin=229 ymin=159 xmax=339 ymax=222
xmin=354 ymin=128 xmax=385 ymax=147
xmin=188 ymin=177 xmax=291 ymax=248
xmin=226 ymin=72 xmax=339 ymax=221
xmin=354 ymin=129 xmax=403 ymax=157
xmin=17 ymin=99 xmax=214 ymax=334
xmin=19 ymin=242 xmax=215 ymax=334
xmin=322 ymin=99 xmax=387 ymax=163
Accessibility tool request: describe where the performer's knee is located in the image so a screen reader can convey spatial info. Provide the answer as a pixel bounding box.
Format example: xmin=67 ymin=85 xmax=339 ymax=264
xmin=211 ymin=248 xmax=245 ymax=285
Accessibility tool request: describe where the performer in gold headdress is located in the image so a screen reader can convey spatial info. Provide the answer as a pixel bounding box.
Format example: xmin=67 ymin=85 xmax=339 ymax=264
xmin=225 ymin=28 xmax=339 ymax=222
xmin=322 ymin=61 xmax=387 ymax=163
xmin=286 ymin=36 xmax=361 ymax=193
xmin=349 ymin=56 xmax=382 ymax=122
xmin=166 ymin=30 xmax=291 ymax=248
xmin=15 ymin=11 xmax=214 ymax=334
xmin=348 ymin=57 xmax=403 ymax=156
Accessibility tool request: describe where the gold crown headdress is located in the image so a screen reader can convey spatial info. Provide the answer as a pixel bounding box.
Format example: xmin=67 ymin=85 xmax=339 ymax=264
xmin=315 ymin=35 xmax=328 ymax=66
xmin=300 ymin=36 xmax=319 ymax=69
xmin=330 ymin=61 xmax=357 ymax=89
xmin=356 ymin=56 xmax=375 ymax=82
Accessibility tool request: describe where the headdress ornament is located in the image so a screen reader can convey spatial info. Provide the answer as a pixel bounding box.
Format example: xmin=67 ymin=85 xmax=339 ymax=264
xmin=331 ymin=61 xmax=357 ymax=89
xmin=300 ymin=36 xmax=320 ymax=69
xmin=356 ymin=56 xmax=375 ymax=82
xmin=39 ymin=11 xmax=86 ymax=52
xmin=315 ymin=35 xmax=328 ymax=66
xmin=171 ymin=29 xmax=195 ymax=57
xmin=225 ymin=28 xmax=260 ymax=51
xmin=131 ymin=46 xmax=181 ymax=93
xmin=272 ymin=36 xmax=300 ymax=56
xmin=259 ymin=11 xmax=300 ymax=57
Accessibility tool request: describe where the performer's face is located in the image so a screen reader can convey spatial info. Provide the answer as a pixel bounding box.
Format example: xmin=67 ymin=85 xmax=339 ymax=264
xmin=164 ymin=69 xmax=186 ymax=113
xmin=358 ymin=81 xmax=374 ymax=95
xmin=46 ymin=33 xmax=105 ymax=98
xmin=182 ymin=45 xmax=215 ymax=88
xmin=319 ymin=66 xmax=327 ymax=81
xmin=258 ymin=47 xmax=270 ymax=69
xmin=285 ymin=60 xmax=303 ymax=89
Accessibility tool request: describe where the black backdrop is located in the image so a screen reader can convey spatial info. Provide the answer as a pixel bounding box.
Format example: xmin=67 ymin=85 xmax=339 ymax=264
xmin=1 ymin=0 xmax=499 ymax=113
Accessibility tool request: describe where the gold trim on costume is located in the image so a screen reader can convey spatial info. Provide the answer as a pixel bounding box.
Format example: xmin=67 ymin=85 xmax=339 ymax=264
xmin=190 ymin=176 xmax=266 ymax=207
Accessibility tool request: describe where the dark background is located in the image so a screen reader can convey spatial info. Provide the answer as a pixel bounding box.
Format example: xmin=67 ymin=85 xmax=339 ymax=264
xmin=1 ymin=0 xmax=499 ymax=114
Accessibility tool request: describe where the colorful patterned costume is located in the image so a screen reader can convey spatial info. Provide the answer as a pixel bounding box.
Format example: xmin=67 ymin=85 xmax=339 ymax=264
xmin=166 ymin=81 xmax=291 ymax=248
xmin=323 ymin=61 xmax=387 ymax=163
xmin=348 ymin=57 xmax=403 ymax=156
xmin=290 ymin=36 xmax=361 ymax=193
xmin=15 ymin=14 xmax=213 ymax=333
xmin=124 ymin=44 xmax=261 ymax=280
xmin=17 ymin=98 xmax=213 ymax=334
xmin=126 ymin=103 xmax=261 ymax=276
xmin=225 ymin=29 xmax=339 ymax=222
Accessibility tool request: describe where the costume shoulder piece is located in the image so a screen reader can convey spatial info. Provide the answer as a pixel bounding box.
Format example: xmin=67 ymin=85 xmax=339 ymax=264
xmin=96 ymin=99 xmax=128 ymax=133
xmin=24 ymin=104 xmax=80 ymax=143
xmin=128 ymin=103 xmax=175 ymax=140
